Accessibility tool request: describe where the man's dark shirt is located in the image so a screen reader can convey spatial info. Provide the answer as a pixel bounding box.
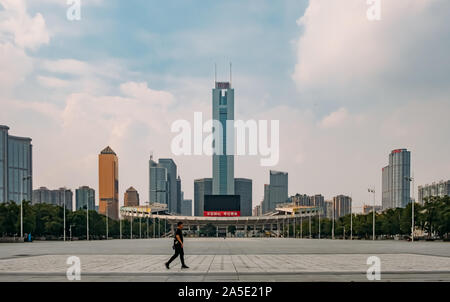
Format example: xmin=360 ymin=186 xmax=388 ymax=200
xmin=174 ymin=228 xmax=183 ymax=246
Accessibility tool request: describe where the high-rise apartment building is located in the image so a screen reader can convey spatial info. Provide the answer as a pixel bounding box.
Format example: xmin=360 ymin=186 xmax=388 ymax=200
xmin=98 ymin=146 xmax=119 ymax=220
xmin=32 ymin=187 xmax=51 ymax=205
xmin=33 ymin=187 xmax=73 ymax=211
xmin=194 ymin=178 xmax=212 ymax=216
xmin=124 ymin=186 xmax=139 ymax=207
xmin=212 ymin=81 xmax=234 ymax=195
xmin=333 ymin=195 xmax=352 ymax=219
xmin=234 ymin=178 xmax=252 ymax=217
xmin=382 ymin=149 xmax=411 ymax=209
xmin=0 ymin=125 xmax=32 ymax=204
xmin=75 ymin=186 xmax=95 ymax=211
xmin=418 ymin=180 xmax=450 ymax=204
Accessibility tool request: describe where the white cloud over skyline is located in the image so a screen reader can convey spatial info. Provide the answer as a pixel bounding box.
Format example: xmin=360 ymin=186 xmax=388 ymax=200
xmin=1 ymin=0 xmax=449 ymax=212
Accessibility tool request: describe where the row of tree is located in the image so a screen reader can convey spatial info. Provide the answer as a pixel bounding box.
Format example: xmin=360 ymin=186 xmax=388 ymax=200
xmin=279 ymin=196 xmax=449 ymax=239
xmin=0 ymin=201 xmax=169 ymax=239
xmin=0 ymin=196 xmax=448 ymax=240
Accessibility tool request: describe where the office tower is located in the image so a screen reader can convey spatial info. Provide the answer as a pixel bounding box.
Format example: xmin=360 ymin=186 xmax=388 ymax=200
xmin=418 ymin=180 xmax=450 ymax=204
xmin=194 ymin=178 xmax=212 ymax=216
xmin=176 ymin=176 xmax=182 ymax=214
xmin=0 ymin=125 xmax=33 ymax=204
xmin=149 ymin=156 xmax=168 ymax=204
xmin=75 ymin=186 xmax=95 ymax=211
xmin=52 ymin=187 xmax=73 ymax=211
xmin=262 ymin=170 xmax=288 ymax=214
xmin=212 ymin=80 xmax=234 ymax=195
xmin=381 ymin=149 xmax=411 ymax=209
xmin=333 ymin=195 xmax=352 ymax=219
xmin=181 ymin=199 xmax=192 ymax=216
xmin=124 ymin=186 xmax=139 ymax=207
xmin=234 ymin=178 xmax=252 ymax=216
xmin=98 ymin=146 xmax=119 ymax=220
xmin=158 ymin=158 xmax=177 ymax=213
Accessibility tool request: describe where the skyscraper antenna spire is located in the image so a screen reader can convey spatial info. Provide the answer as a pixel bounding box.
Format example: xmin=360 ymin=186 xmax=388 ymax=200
xmin=230 ymin=62 xmax=232 ymax=87
xmin=214 ymin=63 xmax=217 ymax=83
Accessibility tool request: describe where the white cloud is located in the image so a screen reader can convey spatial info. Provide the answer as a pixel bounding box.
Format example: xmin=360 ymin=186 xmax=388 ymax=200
xmin=37 ymin=75 xmax=70 ymax=88
xmin=292 ymin=0 xmax=450 ymax=99
xmin=320 ymin=107 xmax=349 ymax=128
xmin=0 ymin=0 xmax=50 ymax=50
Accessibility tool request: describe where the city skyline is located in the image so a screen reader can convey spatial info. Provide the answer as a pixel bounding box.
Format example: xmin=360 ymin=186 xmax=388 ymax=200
xmin=1 ymin=1 xmax=449 ymax=212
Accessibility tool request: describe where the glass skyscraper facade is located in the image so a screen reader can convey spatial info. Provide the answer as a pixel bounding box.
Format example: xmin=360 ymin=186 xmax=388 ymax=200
xmin=382 ymin=149 xmax=411 ymax=209
xmin=262 ymin=170 xmax=288 ymax=214
xmin=0 ymin=125 xmax=32 ymax=204
xmin=212 ymin=81 xmax=234 ymax=195
xmin=149 ymin=157 xmax=179 ymax=213
xmin=194 ymin=178 xmax=212 ymax=216
xmin=234 ymin=178 xmax=252 ymax=217
xmin=76 ymin=186 xmax=95 ymax=210
xmin=149 ymin=157 xmax=168 ymax=205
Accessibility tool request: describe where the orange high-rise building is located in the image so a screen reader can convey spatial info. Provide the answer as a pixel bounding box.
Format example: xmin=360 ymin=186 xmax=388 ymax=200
xmin=98 ymin=146 xmax=119 ymax=220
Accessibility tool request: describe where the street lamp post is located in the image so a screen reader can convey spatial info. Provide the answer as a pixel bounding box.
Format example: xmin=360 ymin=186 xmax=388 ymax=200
xmin=368 ymin=188 xmax=376 ymax=240
xmin=318 ymin=208 xmax=321 ymax=239
xmin=350 ymin=193 xmax=353 ymax=241
xmin=63 ymin=189 xmax=66 ymax=242
xmin=405 ymin=176 xmax=415 ymax=242
xmin=20 ymin=175 xmax=31 ymax=239
xmin=332 ymin=199 xmax=335 ymax=240
xmin=86 ymin=200 xmax=90 ymax=241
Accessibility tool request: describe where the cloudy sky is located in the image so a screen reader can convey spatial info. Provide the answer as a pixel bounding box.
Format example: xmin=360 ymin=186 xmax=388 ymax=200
xmin=1 ymin=0 xmax=449 ymax=212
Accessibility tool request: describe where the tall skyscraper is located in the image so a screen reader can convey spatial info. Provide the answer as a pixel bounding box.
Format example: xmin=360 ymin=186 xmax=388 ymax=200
xmin=98 ymin=146 xmax=119 ymax=220
xmin=212 ymin=81 xmax=234 ymax=195
xmin=124 ymin=186 xmax=139 ymax=207
xmin=262 ymin=170 xmax=288 ymax=214
xmin=158 ymin=158 xmax=177 ymax=213
xmin=149 ymin=157 xmax=178 ymax=213
xmin=382 ymin=149 xmax=411 ymax=209
xmin=149 ymin=156 xmax=168 ymax=204
xmin=234 ymin=178 xmax=252 ymax=216
xmin=0 ymin=125 xmax=32 ymax=204
xmin=194 ymin=178 xmax=212 ymax=216
xmin=75 ymin=186 xmax=95 ymax=211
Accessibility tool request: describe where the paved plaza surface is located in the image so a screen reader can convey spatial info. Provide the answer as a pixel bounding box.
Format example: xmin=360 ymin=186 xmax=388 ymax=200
xmin=0 ymin=238 xmax=449 ymax=282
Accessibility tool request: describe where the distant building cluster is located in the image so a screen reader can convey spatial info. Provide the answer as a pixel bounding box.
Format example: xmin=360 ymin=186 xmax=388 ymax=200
xmin=33 ymin=187 xmax=74 ymax=211
xmin=2 ymin=77 xmax=447 ymax=224
xmin=418 ymin=180 xmax=450 ymax=204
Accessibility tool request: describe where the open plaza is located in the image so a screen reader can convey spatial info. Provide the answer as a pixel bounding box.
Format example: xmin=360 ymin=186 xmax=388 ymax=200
xmin=0 ymin=238 xmax=449 ymax=282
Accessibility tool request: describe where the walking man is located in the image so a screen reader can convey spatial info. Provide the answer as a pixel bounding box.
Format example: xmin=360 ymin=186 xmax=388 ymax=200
xmin=165 ymin=221 xmax=189 ymax=269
